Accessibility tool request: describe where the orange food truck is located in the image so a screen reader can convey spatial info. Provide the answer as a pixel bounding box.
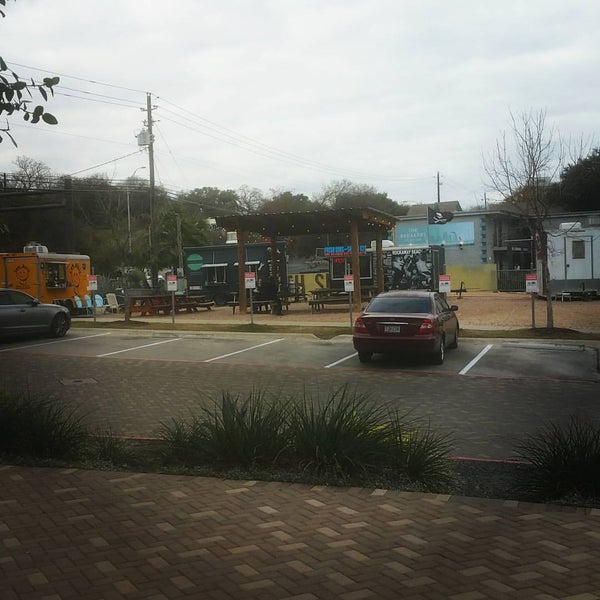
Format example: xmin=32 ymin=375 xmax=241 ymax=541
xmin=0 ymin=243 xmax=91 ymax=313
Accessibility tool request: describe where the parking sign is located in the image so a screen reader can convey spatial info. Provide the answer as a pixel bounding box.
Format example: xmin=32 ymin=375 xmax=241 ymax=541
xmin=525 ymin=273 xmax=538 ymax=293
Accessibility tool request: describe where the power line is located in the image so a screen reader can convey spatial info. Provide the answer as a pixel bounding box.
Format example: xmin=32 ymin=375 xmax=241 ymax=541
xmin=69 ymin=150 xmax=145 ymax=176
xmin=5 ymin=61 xmax=147 ymax=94
xmin=6 ymin=61 xmax=436 ymax=186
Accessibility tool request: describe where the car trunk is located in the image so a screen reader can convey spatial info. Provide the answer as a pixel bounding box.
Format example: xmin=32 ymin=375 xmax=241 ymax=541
xmin=360 ymin=313 xmax=429 ymax=337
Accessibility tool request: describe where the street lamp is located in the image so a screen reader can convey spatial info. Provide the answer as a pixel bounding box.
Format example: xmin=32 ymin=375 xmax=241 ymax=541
xmin=127 ymin=166 xmax=146 ymax=253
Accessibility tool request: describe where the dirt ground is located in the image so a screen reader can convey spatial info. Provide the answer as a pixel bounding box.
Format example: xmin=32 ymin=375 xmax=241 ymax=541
xmin=106 ymin=292 xmax=600 ymax=333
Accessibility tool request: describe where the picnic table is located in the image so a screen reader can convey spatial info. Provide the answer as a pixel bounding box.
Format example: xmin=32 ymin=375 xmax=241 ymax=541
xmin=308 ymin=289 xmax=350 ymax=312
xmin=125 ymin=294 xmax=214 ymax=317
xmin=227 ymin=293 xmax=291 ymax=315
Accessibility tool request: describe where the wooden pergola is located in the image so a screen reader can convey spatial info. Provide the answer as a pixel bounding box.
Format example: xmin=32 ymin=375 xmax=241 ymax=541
xmin=215 ymin=207 xmax=398 ymax=313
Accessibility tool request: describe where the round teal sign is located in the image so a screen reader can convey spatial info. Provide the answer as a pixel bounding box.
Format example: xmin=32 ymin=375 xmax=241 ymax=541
xmin=186 ymin=253 xmax=204 ymax=272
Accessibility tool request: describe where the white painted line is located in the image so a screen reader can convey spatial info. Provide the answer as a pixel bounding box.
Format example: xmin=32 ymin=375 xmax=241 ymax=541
xmin=97 ymin=337 xmax=181 ymax=357
xmin=0 ymin=332 xmax=111 ymax=353
xmin=204 ymin=338 xmax=285 ymax=362
xmin=459 ymin=344 xmax=493 ymax=375
xmin=324 ymin=352 xmax=358 ymax=368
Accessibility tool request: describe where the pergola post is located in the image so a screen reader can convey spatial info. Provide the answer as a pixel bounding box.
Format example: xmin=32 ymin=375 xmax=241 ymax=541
xmin=236 ymin=228 xmax=248 ymax=314
xmin=375 ymin=231 xmax=384 ymax=294
xmin=350 ymin=218 xmax=362 ymax=312
xmin=269 ymin=235 xmax=279 ymax=283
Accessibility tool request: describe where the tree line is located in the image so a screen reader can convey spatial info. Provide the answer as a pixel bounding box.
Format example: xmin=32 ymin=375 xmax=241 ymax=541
xmin=0 ymin=156 xmax=409 ymax=278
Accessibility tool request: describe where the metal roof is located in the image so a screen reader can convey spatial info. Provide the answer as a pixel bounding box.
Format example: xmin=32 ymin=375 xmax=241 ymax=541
xmin=215 ymin=207 xmax=398 ymax=236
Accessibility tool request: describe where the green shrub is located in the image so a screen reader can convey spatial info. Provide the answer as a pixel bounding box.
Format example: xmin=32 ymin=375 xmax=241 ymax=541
xmin=516 ymin=417 xmax=600 ymax=500
xmin=0 ymin=392 xmax=88 ymax=460
xmin=383 ymin=411 xmax=455 ymax=487
xmin=288 ymin=386 xmax=389 ymax=477
xmin=160 ymin=390 xmax=290 ymax=468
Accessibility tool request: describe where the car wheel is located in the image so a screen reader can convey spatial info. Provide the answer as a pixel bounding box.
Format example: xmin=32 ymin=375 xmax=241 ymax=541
xmin=50 ymin=313 xmax=69 ymax=338
xmin=432 ymin=336 xmax=445 ymax=364
xmin=448 ymin=326 xmax=459 ymax=349
xmin=358 ymin=351 xmax=372 ymax=363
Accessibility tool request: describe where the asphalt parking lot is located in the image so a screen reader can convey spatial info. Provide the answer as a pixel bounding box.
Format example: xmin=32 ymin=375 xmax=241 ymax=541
xmin=2 ymin=329 xmax=599 ymax=382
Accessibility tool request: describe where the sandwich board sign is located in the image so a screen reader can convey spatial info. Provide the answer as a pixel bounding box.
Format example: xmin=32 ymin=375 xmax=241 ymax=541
xmin=438 ymin=274 xmax=451 ymax=293
xmin=525 ymin=273 xmax=538 ymax=293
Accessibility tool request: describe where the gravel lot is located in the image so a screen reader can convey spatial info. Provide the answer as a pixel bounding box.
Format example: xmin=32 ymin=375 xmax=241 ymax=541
xmin=111 ymin=291 xmax=600 ymax=334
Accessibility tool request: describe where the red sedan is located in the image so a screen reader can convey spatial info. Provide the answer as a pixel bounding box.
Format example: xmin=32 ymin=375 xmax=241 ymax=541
xmin=352 ymin=290 xmax=459 ymax=364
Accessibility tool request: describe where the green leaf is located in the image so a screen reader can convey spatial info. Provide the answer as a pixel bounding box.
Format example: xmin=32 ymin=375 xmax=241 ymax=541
xmin=43 ymin=76 xmax=60 ymax=87
xmin=12 ymin=81 xmax=26 ymax=91
xmin=32 ymin=105 xmax=44 ymax=117
xmin=42 ymin=112 xmax=58 ymax=125
xmin=38 ymin=86 xmax=47 ymax=101
xmin=23 ymin=112 xmax=29 ymax=121
xmin=0 ymin=57 xmax=7 ymax=71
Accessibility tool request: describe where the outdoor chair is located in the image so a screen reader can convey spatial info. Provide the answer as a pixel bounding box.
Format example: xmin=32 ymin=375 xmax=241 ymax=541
xmin=106 ymin=292 xmax=124 ymax=313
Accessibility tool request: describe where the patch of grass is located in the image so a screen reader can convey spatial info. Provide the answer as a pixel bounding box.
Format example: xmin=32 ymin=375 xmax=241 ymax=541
xmin=516 ymin=417 xmax=600 ymax=501
xmin=460 ymin=328 xmax=600 ymax=341
xmin=0 ymin=392 xmax=88 ymax=460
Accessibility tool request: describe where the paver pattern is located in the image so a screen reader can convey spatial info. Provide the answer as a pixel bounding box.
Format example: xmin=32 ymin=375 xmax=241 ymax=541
xmin=1 ymin=465 xmax=600 ymax=599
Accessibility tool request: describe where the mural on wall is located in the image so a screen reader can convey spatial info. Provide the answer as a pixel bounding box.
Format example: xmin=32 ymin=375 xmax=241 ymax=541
xmin=383 ymin=249 xmax=432 ymax=290
xmin=395 ymin=222 xmax=475 ymax=247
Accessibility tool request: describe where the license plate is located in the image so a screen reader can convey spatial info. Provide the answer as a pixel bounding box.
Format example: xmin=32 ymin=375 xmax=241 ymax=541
xmin=384 ymin=325 xmax=402 ymax=333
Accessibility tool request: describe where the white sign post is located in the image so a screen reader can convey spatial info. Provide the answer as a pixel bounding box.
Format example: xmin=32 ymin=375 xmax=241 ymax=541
xmin=525 ymin=273 xmax=538 ymax=329
xmin=88 ymin=275 xmax=98 ymax=322
xmin=245 ymin=272 xmax=256 ymax=324
xmin=438 ymin=274 xmax=451 ymax=293
xmin=167 ymin=275 xmax=178 ymax=324
xmin=344 ymin=275 xmax=354 ymax=328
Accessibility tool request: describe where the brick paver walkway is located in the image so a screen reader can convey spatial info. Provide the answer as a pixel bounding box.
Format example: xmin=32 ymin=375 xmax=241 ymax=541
xmin=1 ymin=465 xmax=599 ymax=599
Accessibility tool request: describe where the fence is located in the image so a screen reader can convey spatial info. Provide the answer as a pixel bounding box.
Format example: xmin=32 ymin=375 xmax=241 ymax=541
xmin=496 ymin=269 xmax=535 ymax=292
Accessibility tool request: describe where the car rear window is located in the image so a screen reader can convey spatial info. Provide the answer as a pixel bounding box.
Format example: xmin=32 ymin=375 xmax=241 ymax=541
xmin=366 ymin=297 xmax=431 ymax=313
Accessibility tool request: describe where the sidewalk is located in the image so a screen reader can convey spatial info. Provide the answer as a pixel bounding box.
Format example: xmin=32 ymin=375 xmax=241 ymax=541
xmin=2 ymin=464 xmax=599 ymax=600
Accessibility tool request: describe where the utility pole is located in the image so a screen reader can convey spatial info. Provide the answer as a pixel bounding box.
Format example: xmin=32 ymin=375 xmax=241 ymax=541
xmin=141 ymin=92 xmax=157 ymax=287
xmin=436 ymin=171 xmax=441 ymax=207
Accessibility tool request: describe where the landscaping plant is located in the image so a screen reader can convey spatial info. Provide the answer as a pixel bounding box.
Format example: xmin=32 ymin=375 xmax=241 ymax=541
xmin=0 ymin=391 xmax=88 ymax=460
xmin=160 ymin=389 xmax=290 ymax=467
xmin=516 ymin=417 xmax=600 ymax=501
xmin=288 ymin=386 xmax=390 ymax=477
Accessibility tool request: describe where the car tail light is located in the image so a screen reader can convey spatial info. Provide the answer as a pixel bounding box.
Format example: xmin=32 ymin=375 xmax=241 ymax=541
xmin=354 ymin=316 xmax=367 ymax=332
xmin=417 ymin=318 xmax=434 ymax=334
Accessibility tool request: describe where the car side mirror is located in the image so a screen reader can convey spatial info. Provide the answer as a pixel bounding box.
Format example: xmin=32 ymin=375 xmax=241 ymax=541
xmin=31 ymin=298 xmax=40 ymax=306
xmin=450 ymin=305 xmax=458 ymax=311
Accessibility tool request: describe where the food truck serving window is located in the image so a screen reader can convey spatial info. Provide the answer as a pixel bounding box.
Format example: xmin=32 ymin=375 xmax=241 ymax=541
xmin=45 ymin=262 xmax=67 ymax=288
xmin=203 ymin=263 xmax=227 ymax=283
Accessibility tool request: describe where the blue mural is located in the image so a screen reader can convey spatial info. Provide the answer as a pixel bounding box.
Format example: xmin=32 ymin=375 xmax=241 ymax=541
xmin=395 ymin=221 xmax=475 ymax=247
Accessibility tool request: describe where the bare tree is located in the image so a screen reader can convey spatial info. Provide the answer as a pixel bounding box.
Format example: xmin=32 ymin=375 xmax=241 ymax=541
xmin=11 ymin=155 xmax=52 ymax=189
xmin=484 ymin=109 xmax=564 ymax=328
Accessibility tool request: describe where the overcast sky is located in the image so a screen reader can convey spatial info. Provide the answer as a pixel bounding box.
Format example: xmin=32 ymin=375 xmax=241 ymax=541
xmin=1 ymin=0 xmax=599 ymax=208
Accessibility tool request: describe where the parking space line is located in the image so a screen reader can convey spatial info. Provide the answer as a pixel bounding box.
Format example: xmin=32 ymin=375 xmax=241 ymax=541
xmin=459 ymin=344 xmax=493 ymax=375
xmin=204 ymin=338 xmax=285 ymax=362
xmin=324 ymin=352 xmax=357 ymax=368
xmin=0 ymin=332 xmax=111 ymax=353
xmin=97 ymin=337 xmax=181 ymax=357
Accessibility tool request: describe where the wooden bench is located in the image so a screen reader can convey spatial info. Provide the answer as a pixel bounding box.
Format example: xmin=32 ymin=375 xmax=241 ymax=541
xmin=308 ymin=296 xmax=350 ymax=312
xmin=227 ymin=298 xmax=290 ymax=315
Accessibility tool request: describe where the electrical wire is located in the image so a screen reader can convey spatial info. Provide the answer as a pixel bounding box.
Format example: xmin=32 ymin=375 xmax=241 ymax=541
xmin=69 ymin=150 xmax=146 ymax=176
